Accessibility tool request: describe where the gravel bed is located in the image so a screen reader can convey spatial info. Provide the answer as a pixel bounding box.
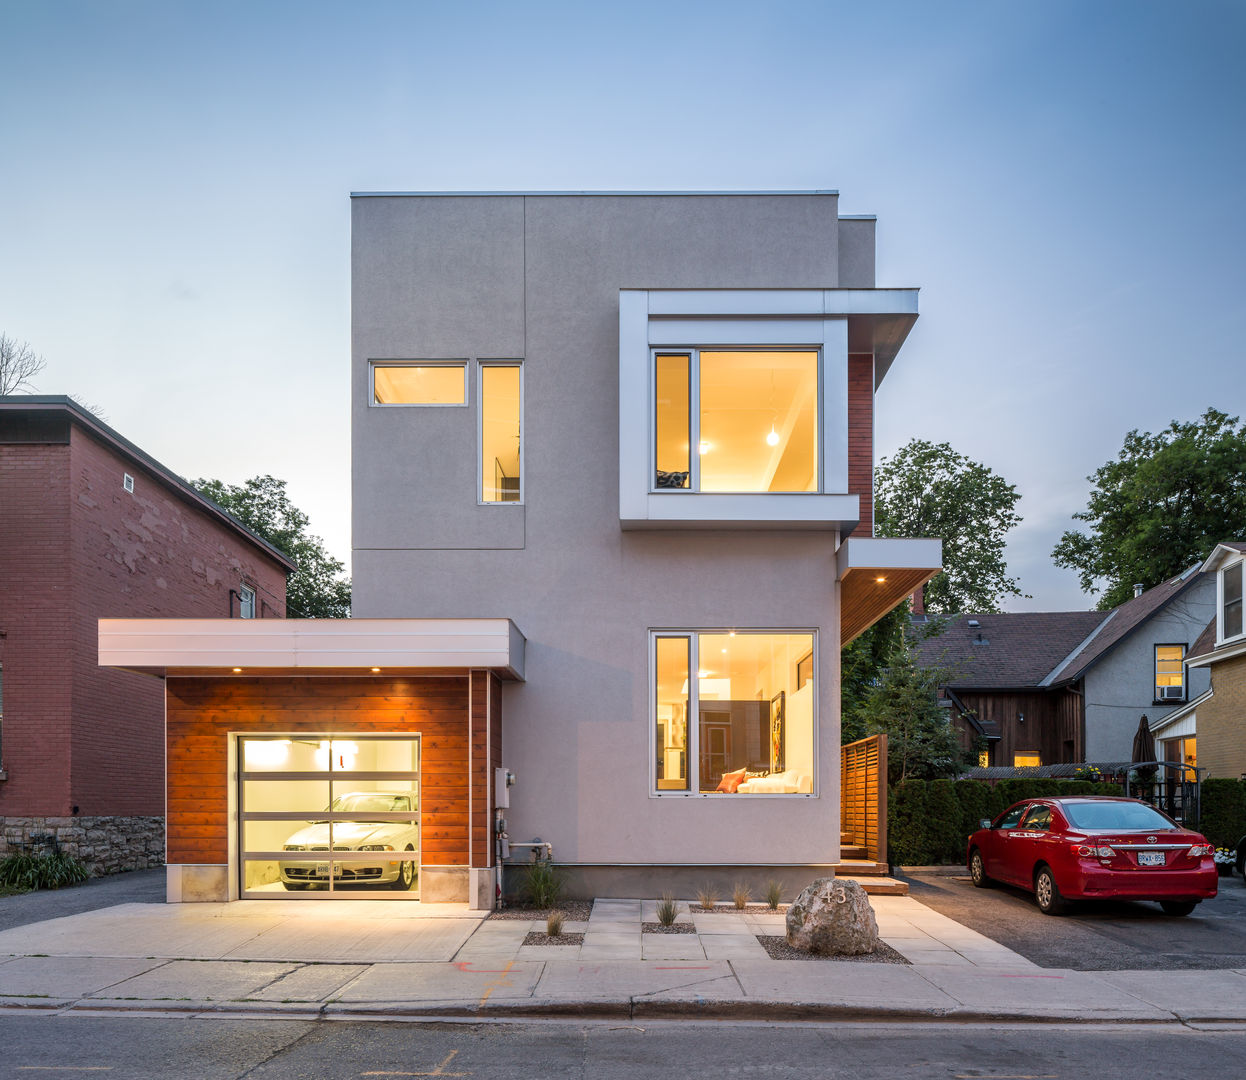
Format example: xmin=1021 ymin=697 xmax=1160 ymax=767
xmin=693 ymin=904 xmax=788 ymax=914
xmin=522 ymin=931 xmax=586 ymax=946
xmin=756 ymin=936 xmax=909 ymax=963
xmin=489 ymin=900 xmax=593 ymax=921
xmin=642 ymin=922 xmax=697 ymax=934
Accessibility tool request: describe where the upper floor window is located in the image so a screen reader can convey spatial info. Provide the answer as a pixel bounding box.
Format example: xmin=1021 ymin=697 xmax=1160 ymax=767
xmin=372 ymin=361 xmax=467 ymax=406
xmin=652 ymin=630 xmax=815 ymax=796
xmin=1154 ymin=644 xmax=1186 ymax=702
xmin=238 ymin=584 xmax=256 ymax=620
xmin=480 ymin=362 xmax=522 ymax=503
xmin=1223 ymin=561 xmax=1243 ymax=642
xmin=654 ymin=350 xmax=819 ymax=493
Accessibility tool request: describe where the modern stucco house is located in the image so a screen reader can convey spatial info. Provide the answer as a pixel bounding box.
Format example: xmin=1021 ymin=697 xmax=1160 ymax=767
xmin=100 ymin=190 xmax=940 ymax=906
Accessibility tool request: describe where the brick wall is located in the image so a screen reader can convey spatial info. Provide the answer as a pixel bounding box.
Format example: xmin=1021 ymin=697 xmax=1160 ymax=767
xmin=1197 ymin=653 xmax=1246 ymax=779
xmin=846 ymin=353 xmax=874 ymax=538
xmin=0 ymin=417 xmax=289 ymax=831
xmin=0 ymin=442 xmax=74 ymax=816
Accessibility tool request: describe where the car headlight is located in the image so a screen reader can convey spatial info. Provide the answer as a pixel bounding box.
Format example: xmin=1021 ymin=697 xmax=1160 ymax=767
xmin=283 ymin=844 xmax=306 ymax=851
xmin=360 ymin=844 xmax=394 ymax=851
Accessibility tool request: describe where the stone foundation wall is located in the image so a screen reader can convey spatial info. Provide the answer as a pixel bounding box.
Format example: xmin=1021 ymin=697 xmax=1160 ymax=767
xmin=1 ymin=816 xmax=165 ymax=876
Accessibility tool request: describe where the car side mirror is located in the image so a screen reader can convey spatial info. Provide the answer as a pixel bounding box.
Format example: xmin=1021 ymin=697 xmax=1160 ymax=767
xmin=980 ymin=818 xmax=993 ymax=830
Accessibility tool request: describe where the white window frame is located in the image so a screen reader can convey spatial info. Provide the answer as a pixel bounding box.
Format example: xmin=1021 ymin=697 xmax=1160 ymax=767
xmin=477 ymin=360 xmax=524 ymax=505
xmin=648 ymin=628 xmax=817 ymax=798
xmin=1153 ymin=643 xmax=1187 ymax=702
xmin=650 ymin=347 xmax=824 ymax=495
xmin=238 ymin=584 xmax=256 ymax=620
xmin=369 ymin=360 xmax=469 ymax=407
xmin=1219 ymin=558 xmax=1245 ymax=645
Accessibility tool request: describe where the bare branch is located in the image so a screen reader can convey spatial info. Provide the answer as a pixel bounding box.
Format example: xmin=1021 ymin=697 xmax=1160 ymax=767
xmin=0 ymin=333 xmax=47 ymax=395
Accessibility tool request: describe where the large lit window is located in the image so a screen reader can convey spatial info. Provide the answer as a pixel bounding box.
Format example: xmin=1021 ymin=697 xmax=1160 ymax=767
xmin=652 ymin=631 xmax=815 ymax=795
xmin=1223 ymin=562 xmax=1244 ymax=641
xmin=372 ymin=362 xmax=467 ymax=405
xmin=653 ymin=350 xmax=818 ymax=493
xmin=1154 ymin=645 xmax=1185 ymax=701
xmin=480 ymin=363 xmax=522 ymax=502
xmin=1013 ymin=752 xmax=1040 ymax=768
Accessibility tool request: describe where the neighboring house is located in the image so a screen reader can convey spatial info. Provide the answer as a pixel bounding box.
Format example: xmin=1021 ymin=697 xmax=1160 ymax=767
xmin=99 ymin=190 xmax=941 ymax=906
xmin=0 ymin=396 xmax=293 ymax=873
xmin=916 ymin=567 xmax=1215 ymax=768
xmin=1154 ymin=542 xmax=1246 ymax=779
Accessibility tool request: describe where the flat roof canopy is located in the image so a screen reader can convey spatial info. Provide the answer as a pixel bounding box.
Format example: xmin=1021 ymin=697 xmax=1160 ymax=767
xmin=838 ymin=537 xmax=942 ymax=647
xmin=99 ymin=618 xmax=526 ymax=680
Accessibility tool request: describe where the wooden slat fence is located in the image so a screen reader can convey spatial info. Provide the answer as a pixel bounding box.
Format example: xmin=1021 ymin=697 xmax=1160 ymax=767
xmin=841 ymin=734 xmax=887 ymax=863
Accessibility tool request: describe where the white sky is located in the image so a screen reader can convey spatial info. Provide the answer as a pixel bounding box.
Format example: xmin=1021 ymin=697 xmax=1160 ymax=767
xmin=3 ymin=1 xmax=1243 ymax=610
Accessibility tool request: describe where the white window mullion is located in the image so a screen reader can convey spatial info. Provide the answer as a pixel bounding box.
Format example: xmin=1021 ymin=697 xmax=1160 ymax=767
xmin=688 ymin=632 xmax=701 ymax=794
xmin=689 ymin=350 xmax=702 ymax=492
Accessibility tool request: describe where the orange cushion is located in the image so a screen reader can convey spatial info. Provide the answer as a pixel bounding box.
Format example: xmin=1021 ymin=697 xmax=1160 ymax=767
xmin=717 ymin=768 xmax=747 ymax=793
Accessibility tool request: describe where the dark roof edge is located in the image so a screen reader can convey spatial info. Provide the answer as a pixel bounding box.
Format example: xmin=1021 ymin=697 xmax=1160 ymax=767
xmin=350 ymin=189 xmax=839 ymax=198
xmin=1049 ymin=570 xmax=1204 ymax=685
xmin=0 ymin=396 xmax=297 ymax=573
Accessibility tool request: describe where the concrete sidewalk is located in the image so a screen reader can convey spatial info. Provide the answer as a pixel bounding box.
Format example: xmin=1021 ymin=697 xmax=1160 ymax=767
xmin=1 ymin=896 xmax=1245 ymax=1024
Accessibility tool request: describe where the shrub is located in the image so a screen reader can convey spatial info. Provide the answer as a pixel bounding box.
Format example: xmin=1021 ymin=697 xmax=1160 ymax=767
xmin=954 ymin=779 xmax=991 ymax=847
xmin=696 ymin=884 xmax=720 ymax=911
xmin=888 ymin=779 xmax=931 ymax=865
xmin=545 ymin=911 xmax=565 ymax=936
xmin=0 ymin=852 xmax=89 ymax=891
xmin=521 ymin=857 xmax=564 ymax=909
xmin=764 ymin=879 xmax=783 ymax=910
xmin=1198 ymin=779 xmax=1246 ymax=848
xmin=731 ymin=882 xmax=751 ymax=909
xmin=926 ymin=780 xmax=963 ymax=864
xmin=656 ymin=894 xmax=679 ymax=926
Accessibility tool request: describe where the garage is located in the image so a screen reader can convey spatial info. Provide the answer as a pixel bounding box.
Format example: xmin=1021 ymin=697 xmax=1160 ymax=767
xmin=98 ymin=617 xmax=523 ymax=907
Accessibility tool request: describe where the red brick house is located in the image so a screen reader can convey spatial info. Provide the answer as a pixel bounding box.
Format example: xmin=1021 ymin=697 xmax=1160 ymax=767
xmin=0 ymin=396 xmax=293 ymax=873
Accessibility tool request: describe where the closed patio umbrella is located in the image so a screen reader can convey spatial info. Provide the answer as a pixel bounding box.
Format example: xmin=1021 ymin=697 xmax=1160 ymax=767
xmin=1132 ymin=713 xmax=1157 ymax=767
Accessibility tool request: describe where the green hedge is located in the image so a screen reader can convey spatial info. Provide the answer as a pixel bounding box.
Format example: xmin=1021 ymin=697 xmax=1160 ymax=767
xmin=888 ymin=779 xmax=1123 ymax=866
xmin=1198 ymin=779 xmax=1246 ymax=849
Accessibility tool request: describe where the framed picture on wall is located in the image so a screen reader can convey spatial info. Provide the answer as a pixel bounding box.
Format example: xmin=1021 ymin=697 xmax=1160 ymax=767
xmin=795 ymin=651 xmax=813 ymax=692
xmin=769 ymin=690 xmax=785 ymax=773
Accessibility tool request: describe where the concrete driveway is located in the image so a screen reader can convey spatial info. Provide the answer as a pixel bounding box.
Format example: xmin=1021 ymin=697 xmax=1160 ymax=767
xmin=902 ymin=868 xmax=1246 ymax=969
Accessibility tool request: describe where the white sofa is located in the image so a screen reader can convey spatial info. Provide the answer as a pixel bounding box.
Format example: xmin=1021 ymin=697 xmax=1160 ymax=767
xmin=737 ymin=770 xmax=812 ymax=794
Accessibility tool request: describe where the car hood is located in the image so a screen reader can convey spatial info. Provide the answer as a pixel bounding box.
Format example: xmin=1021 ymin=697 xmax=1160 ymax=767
xmin=283 ymin=821 xmax=407 ymax=847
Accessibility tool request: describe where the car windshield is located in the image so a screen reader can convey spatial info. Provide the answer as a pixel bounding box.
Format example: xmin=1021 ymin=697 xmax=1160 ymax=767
xmin=329 ymin=794 xmax=409 ymax=814
xmin=1062 ymin=801 xmax=1177 ymax=831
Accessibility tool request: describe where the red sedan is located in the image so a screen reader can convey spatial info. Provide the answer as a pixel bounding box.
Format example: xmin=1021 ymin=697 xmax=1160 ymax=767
xmin=966 ymin=796 xmax=1218 ymax=916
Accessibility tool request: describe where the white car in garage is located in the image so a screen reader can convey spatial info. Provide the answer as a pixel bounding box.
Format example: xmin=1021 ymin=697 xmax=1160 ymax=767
xmin=280 ymin=791 xmax=418 ymax=891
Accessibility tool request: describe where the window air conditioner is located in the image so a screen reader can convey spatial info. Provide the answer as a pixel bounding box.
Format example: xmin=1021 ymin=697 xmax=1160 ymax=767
xmin=1160 ymin=685 xmax=1185 ymax=700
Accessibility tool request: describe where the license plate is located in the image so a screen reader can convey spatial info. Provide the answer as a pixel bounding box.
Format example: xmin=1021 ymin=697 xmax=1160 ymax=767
xmin=314 ymin=862 xmax=338 ymax=877
xmin=1138 ymin=851 xmax=1166 ymax=867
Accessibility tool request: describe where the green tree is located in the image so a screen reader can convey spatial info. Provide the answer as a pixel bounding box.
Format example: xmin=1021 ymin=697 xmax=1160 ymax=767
xmin=194 ymin=475 xmax=351 ymax=619
xmin=851 ymin=640 xmax=972 ymax=784
xmin=1052 ymin=408 xmax=1246 ymax=610
xmin=874 ymin=439 xmax=1024 ymax=613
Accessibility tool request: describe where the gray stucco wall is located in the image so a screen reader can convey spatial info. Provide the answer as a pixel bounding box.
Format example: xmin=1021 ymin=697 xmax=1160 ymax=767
xmin=1083 ymin=575 xmax=1216 ymax=761
xmin=351 ymin=193 xmax=850 ymax=869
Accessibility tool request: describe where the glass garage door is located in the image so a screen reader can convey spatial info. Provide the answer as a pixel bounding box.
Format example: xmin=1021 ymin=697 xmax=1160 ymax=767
xmin=239 ymin=735 xmax=420 ymax=899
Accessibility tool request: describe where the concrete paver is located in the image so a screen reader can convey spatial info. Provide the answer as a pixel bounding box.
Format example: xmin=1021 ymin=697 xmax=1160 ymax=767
xmin=103 ymin=960 xmax=297 ymax=1001
xmin=250 ymin=963 xmax=369 ymax=1002
xmin=1092 ymin=968 xmax=1246 ymax=1020
xmin=335 ymin=960 xmax=544 ymax=1003
xmin=0 ymin=956 xmax=165 ymax=998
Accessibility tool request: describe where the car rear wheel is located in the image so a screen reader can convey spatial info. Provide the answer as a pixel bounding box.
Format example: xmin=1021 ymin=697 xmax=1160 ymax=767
xmin=391 ymin=845 xmax=416 ymax=891
xmin=1160 ymin=900 xmax=1198 ymax=917
xmin=969 ymin=849 xmax=992 ymax=889
xmin=1034 ymin=865 xmax=1066 ymax=915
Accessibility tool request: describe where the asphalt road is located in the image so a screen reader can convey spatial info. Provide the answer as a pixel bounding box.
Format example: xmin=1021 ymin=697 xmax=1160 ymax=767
xmin=2 ymin=1016 xmax=1245 ymax=1079
xmin=903 ymin=867 xmax=1246 ymax=970
xmin=0 ymin=867 xmax=163 ymax=933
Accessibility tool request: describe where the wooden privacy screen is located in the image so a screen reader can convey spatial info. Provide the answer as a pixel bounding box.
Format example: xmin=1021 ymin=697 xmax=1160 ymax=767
xmin=841 ymin=734 xmax=887 ymax=863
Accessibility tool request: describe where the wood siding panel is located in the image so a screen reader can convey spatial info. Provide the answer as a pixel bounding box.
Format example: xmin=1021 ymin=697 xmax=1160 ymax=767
xmin=953 ymin=688 xmax=1085 ymax=766
xmin=841 ymin=734 xmax=887 ymax=862
xmin=165 ymin=676 xmax=470 ymax=868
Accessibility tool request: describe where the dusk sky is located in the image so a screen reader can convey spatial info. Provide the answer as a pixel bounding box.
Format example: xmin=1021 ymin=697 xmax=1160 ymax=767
xmin=3 ymin=1 xmax=1243 ymax=611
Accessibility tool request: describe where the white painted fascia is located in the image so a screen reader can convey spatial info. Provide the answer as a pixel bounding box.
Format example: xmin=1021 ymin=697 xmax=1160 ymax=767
xmin=835 ymin=536 xmax=942 ymax=580
xmin=1148 ymin=687 xmax=1211 ymax=738
xmin=98 ymin=617 xmax=527 ymax=680
xmin=1038 ymin=611 xmax=1116 ymax=687
xmin=1186 ymin=637 xmax=1246 ymax=669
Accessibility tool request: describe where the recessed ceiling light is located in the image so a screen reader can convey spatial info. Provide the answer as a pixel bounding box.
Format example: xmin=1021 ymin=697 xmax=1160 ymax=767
xmin=232 ymin=667 xmax=243 ymax=673
xmin=875 ymin=576 xmax=887 ymax=584
xmin=371 ymin=667 xmax=381 ymax=673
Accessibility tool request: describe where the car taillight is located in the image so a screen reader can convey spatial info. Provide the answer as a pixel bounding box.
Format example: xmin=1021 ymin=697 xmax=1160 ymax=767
xmin=1075 ymin=844 xmax=1115 ymax=858
xmin=1188 ymin=844 xmax=1213 ymax=857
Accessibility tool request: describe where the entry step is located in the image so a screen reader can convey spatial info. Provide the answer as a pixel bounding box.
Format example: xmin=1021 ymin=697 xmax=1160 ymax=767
xmin=834 ymin=872 xmax=909 ymax=896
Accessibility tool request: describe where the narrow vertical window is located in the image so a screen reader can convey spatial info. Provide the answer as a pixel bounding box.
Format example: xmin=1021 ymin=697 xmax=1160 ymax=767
xmin=654 ymin=353 xmax=690 ymax=488
xmin=238 ymin=585 xmax=256 ymax=619
xmin=1154 ymin=645 xmax=1185 ymax=701
xmin=655 ymin=636 xmax=690 ymax=791
xmin=481 ymin=364 xmax=522 ymax=503
xmin=1224 ymin=563 xmax=1244 ymax=640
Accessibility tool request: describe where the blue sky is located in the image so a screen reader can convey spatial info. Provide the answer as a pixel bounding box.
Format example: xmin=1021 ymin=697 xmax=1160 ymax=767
xmin=3 ymin=0 xmax=1243 ymax=610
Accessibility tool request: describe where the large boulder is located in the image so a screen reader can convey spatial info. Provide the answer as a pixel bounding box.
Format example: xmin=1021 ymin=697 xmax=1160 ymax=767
xmin=785 ymin=877 xmax=879 ymax=955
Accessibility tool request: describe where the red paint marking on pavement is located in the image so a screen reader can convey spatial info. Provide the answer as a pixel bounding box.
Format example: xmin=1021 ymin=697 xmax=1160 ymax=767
xmin=452 ymin=962 xmax=511 ymax=973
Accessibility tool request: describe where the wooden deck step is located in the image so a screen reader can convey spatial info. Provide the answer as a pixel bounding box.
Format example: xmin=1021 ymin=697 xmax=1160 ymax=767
xmin=834 ymin=858 xmax=891 ymax=876
xmin=835 ymin=873 xmax=908 ymax=896
xmin=840 ymin=845 xmax=868 ymax=860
